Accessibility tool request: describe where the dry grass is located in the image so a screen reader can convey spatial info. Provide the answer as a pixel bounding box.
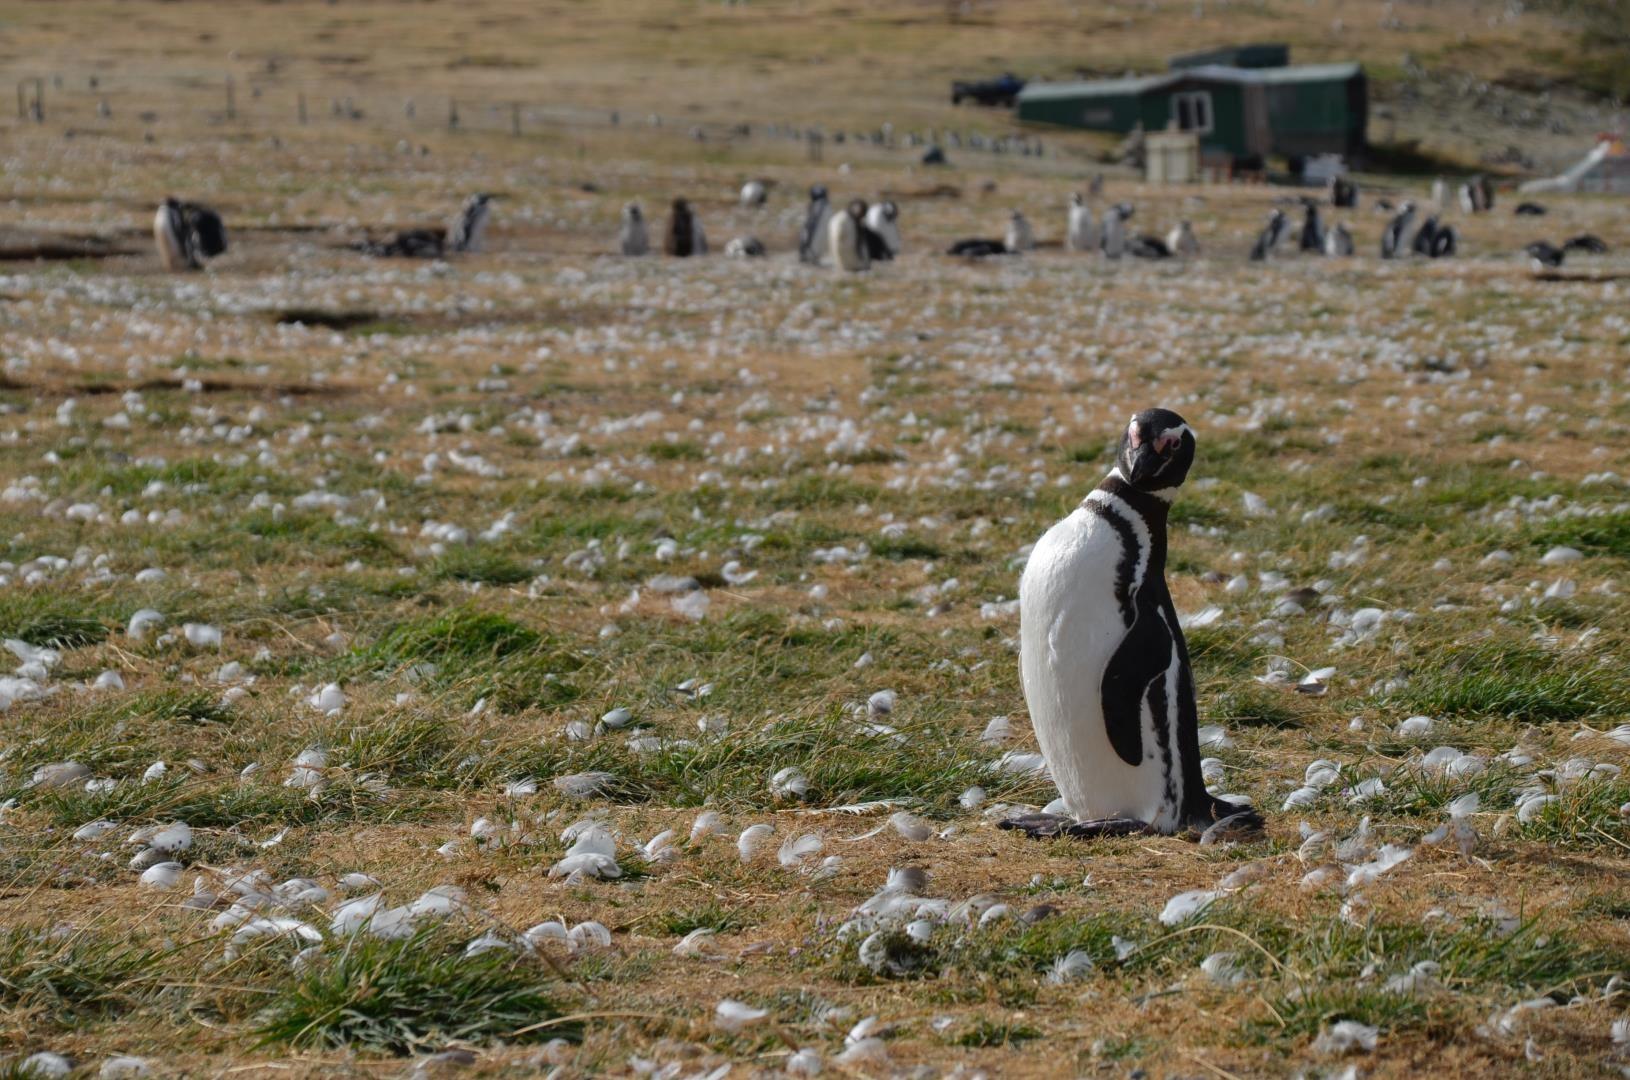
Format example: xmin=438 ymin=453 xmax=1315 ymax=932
xmin=0 ymin=2 xmax=1626 ymax=1077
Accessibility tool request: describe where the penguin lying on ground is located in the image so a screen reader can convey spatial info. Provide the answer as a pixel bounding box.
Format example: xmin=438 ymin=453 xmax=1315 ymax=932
xmin=1564 ymin=234 xmax=1608 ymax=255
xmin=360 ymin=227 xmax=444 ymax=258
xmin=1514 ymin=202 xmax=1547 ymax=216
xmin=946 ymin=238 xmax=1007 ymax=257
xmin=1525 ymin=241 xmax=1565 ymax=272
xmin=1001 ymin=408 xmax=1264 ymax=840
xmin=724 ymin=236 xmax=766 ymax=258
xmin=1127 ymin=234 xmax=1172 ymax=259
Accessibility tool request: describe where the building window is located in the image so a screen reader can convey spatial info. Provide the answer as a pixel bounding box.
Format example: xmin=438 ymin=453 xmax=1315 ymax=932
xmin=1171 ymin=91 xmax=1214 ymax=134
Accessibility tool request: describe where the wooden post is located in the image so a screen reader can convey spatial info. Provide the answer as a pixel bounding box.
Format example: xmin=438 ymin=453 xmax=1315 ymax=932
xmin=511 ymin=102 xmax=520 ymax=136
xmin=225 ymin=75 xmax=236 ymax=120
xmin=298 ymin=92 xmax=307 ymax=124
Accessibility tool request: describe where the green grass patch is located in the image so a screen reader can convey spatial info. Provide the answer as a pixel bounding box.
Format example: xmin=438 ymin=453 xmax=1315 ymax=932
xmin=254 ymin=927 xmax=576 ymax=1054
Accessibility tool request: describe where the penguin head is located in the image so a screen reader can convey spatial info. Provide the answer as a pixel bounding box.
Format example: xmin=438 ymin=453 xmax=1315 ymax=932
xmin=847 ymin=199 xmax=868 ymax=220
xmin=1118 ymin=408 xmax=1196 ymax=494
xmin=624 ymin=202 xmax=642 ymax=222
xmin=810 ymin=184 xmax=828 ymax=201
xmin=1070 ymin=192 xmax=1084 ymax=207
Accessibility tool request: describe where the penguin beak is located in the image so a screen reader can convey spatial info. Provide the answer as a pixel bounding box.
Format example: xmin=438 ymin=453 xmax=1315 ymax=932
xmin=1125 ymin=442 xmax=1159 ymax=485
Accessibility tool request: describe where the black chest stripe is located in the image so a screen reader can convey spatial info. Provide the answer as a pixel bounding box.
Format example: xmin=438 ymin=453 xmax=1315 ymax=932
xmin=1082 ymin=499 xmax=1139 ymax=627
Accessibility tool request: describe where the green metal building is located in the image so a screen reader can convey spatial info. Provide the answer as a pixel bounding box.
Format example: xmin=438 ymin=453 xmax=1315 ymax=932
xmin=1015 ymin=62 xmax=1367 ymax=166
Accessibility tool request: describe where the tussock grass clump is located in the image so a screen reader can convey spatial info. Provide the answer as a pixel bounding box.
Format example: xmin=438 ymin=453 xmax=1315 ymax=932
xmin=255 ymin=928 xmax=576 ymax=1054
xmin=0 ymin=926 xmax=169 ymax=1018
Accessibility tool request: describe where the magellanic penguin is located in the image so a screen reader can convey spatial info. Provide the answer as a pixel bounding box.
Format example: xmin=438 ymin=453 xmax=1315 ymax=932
xmin=1525 ymin=241 xmax=1564 ymax=273
xmin=1298 ymin=200 xmax=1323 ymax=253
xmin=1001 ymin=409 xmax=1263 ymax=840
xmin=1324 ymin=221 xmax=1354 ymax=257
xmin=664 ymin=198 xmax=707 ymax=257
xmin=1100 ymin=203 xmax=1131 ymax=259
xmin=1166 ymin=220 xmax=1199 ymax=257
xmin=1003 ymin=210 xmax=1035 ymax=253
xmin=447 ymin=193 xmax=492 ymax=254
xmin=1065 ymin=193 xmax=1095 ymax=253
xmin=828 ymin=199 xmax=869 ymax=271
xmin=863 ymin=200 xmax=901 ymax=257
xmin=154 ymin=197 xmax=193 ymax=271
xmin=724 ymin=236 xmax=767 ymax=258
xmin=1248 ymin=209 xmax=1288 ymax=261
xmin=1380 ymin=201 xmax=1416 ymax=259
xmin=619 ymin=202 xmax=650 ymax=256
xmin=739 ymin=179 xmax=768 ymax=207
xmin=798 ymin=185 xmax=832 ymax=265
xmin=155 ymin=197 xmax=227 ymax=271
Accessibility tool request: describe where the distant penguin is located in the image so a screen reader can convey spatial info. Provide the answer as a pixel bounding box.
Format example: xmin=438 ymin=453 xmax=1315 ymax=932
xmin=1563 ymin=234 xmax=1608 ymax=255
xmin=724 ymin=236 xmax=766 ymax=258
xmin=1457 ymin=182 xmax=1476 ymax=215
xmin=1381 ymin=202 xmax=1416 ymax=259
xmin=828 ymin=200 xmax=868 ymax=271
xmin=1167 ymin=220 xmax=1199 ymax=257
xmin=1065 ymin=193 xmax=1095 ymax=253
xmin=154 ymin=197 xmax=193 ymax=271
xmin=664 ymin=198 xmax=706 ymax=257
xmin=1477 ymin=175 xmax=1495 ymax=213
xmin=1431 ymin=176 xmax=1448 ymax=210
xmin=447 ymin=193 xmax=492 ymax=254
xmin=619 ymin=202 xmax=650 ymax=256
xmin=863 ymin=200 xmax=902 ymax=257
xmin=1004 ymin=210 xmax=1034 ymax=253
xmin=1087 ymin=173 xmax=1105 ymax=199
xmin=1128 ymin=234 xmax=1172 ymax=259
xmin=1329 ymin=176 xmax=1358 ymax=209
xmin=1249 ymin=209 xmax=1289 ymax=261
xmin=1412 ymin=216 xmax=1440 ymax=257
xmin=1298 ymin=201 xmax=1323 ymax=253
xmin=1001 ymin=409 xmax=1263 ymax=840
xmin=740 ymin=180 xmax=767 ymax=207
xmin=946 ymin=238 xmax=1007 ymax=257
xmin=181 ymin=201 xmax=227 ymax=261
xmin=1101 ymin=203 xmax=1131 ymax=259
xmin=1525 ymin=241 xmax=1564 ymax=272
xmin=1324 ymin=221 xmax=1354 ymax=256
xmin=798 ymin=185 xmax=832 ymax=265
xmin=1514 ymin=202 xmax=1548 ymax=216
xmin=1430 ymin=223 xmax=1457 ymax=258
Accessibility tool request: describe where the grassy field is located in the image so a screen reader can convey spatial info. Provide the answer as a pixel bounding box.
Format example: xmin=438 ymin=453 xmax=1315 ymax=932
xmin=1 ymin=2 xmax=1629 ymax=1077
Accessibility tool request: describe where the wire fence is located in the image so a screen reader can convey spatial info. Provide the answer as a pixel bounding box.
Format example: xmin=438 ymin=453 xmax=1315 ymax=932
xmin=7 ymin=67 xmax=1064 ymax=165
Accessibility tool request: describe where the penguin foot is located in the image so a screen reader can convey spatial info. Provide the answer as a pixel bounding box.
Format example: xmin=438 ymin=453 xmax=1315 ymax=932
xmin=1196 ymin=807 xmax=1266 ymax=845
xmin=998 ymin=814 xmax=1151 ymax=840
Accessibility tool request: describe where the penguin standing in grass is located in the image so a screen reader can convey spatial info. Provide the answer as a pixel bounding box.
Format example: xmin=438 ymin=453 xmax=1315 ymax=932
xmin=1065 ymin=193 xmax=1095 ymax=252
xmin=798 ymin=184 xmax=833 ymax=265
xmin=1380 ymin=201 xmax=1416 ymax=259
xmin=1002 ymin=409 xmax=1263 ymax=840
xmin=619 ymin=202 xmax=650 ymax=256
xmin=863 ymin=200 xmax=902 ymax=257
xmin=447 ymin=193 xmax=492 ymax=254
xmin=154 ymin=197 xmax=227 ymax=271
xmin=1004 ymin=210 xmax=1035 ymax=253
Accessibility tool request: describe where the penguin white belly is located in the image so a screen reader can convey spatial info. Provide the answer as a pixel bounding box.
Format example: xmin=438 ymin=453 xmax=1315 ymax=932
xmin=1019 ymin=507 xmax=1173 ymax=826
xmin=1066 ymin=207 xmax=1093 ymax=251
xmin=828 ymin=213 xmax=863 ymax=271
xmin=153 ymin=207 xmax=185 ymax=271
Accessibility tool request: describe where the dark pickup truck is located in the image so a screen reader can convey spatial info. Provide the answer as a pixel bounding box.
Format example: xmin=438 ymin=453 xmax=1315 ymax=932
xmin=950 ymin=73 xmax=1025 ymax=107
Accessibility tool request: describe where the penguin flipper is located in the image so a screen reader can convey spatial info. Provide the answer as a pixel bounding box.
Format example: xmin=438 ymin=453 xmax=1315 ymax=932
xmin=998 ymin=814 xmax=1151 ymax=840
xmin=1100 ymin=610 xmax=1173 ymax=767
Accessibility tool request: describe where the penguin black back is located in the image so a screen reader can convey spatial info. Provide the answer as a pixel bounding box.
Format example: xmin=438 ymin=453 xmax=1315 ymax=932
xmin=665 ymin=198 xmax=698 ymax=257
